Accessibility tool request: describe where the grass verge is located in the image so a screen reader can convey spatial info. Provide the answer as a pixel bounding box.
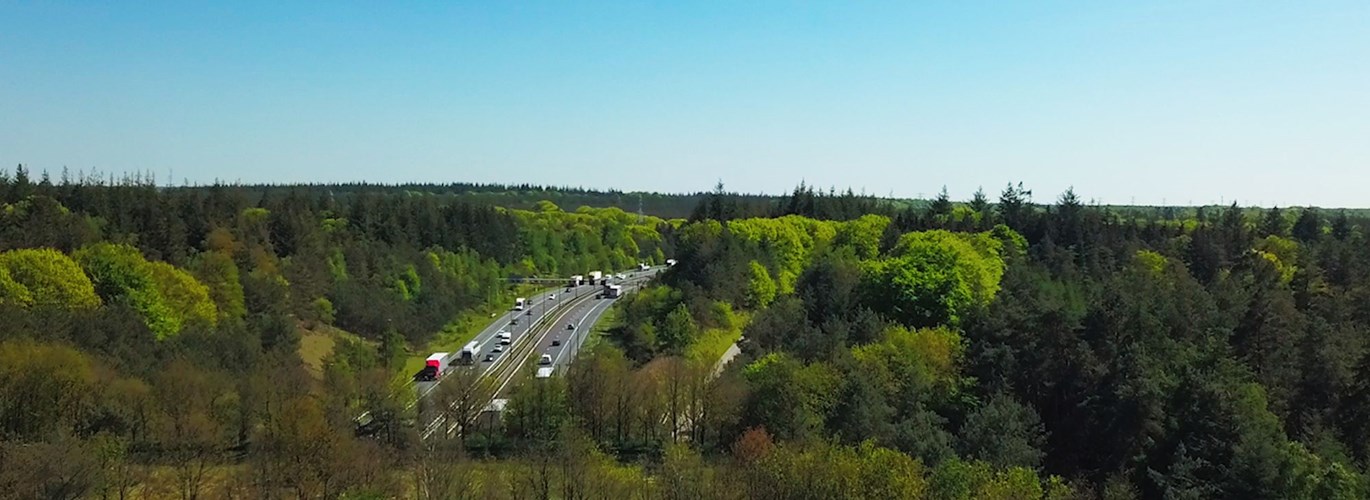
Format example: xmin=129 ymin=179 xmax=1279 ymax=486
xmin=579 ymin=302 xmax=620 ymax=355
xmin=402 ymin=285 xmax=561 ymax=376
xmin=685 ymin=312 xmax=749 ymax=365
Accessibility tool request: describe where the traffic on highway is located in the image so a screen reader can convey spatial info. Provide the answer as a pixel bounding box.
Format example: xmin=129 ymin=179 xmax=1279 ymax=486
xmin=414 ymin=265 xmax=664 ymax=439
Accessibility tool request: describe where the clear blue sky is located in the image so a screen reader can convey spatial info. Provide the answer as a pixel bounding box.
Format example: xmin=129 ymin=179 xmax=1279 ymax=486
xmin=3 ymin=2 xmax=1368 ymax=207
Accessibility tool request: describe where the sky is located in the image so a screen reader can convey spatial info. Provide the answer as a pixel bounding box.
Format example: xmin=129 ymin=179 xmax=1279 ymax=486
xmin=2 ymin=1 xmax=1368 ymax=207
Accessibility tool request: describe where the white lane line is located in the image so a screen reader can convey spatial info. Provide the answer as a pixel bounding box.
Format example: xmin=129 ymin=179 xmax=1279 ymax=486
xmin=491 ymin=291 xmax=594 ymax=397
xmin=553 ymin=296 xmax=612 ymax=367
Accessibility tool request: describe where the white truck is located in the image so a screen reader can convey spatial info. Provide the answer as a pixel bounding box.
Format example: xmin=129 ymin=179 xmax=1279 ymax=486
xmin=588 ymin=271 xmax=602 ymax=285
xmin=605 ymin=284 xmax=622 ymax=298
xmin=569 ymin=275 xmax=584 ymax=287
xmin=458 ymin=341 xmax=481 ymax=365
xmin=514 ymin=297 xmax=526 ymax=311
xmin=498 ymin=331 xmax=512 ymax=345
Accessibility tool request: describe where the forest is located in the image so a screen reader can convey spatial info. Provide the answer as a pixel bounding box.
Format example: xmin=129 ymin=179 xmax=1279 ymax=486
xmin=2 ymin=165 xmax=1370 ymax=499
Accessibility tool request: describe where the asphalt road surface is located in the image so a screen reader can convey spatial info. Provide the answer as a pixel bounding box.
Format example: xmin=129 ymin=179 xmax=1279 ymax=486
xmin=416 ymin=266 xmax=664 ymax=399
xmin=413 ymin=283 xmax=584 ymax=398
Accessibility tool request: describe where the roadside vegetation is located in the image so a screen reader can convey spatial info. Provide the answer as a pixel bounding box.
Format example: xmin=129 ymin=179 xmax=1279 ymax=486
xmin=3 ymin=167 xmax=1370 ymax=498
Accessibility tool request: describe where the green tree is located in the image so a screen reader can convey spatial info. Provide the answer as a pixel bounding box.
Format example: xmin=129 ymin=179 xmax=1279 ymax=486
xmin=0 ymin=340 xmax=96 ymax=439
xmin=743 ymin=260 xmax=777 ymax=309
xmin=75 ymin=242 xmax=180 ymax=339
xmin=147 ymin=261 xmax=218 ymax=329
xmin=862 ymin=230 xmax=1005 ymax=328
xmin=658 ymin=304 xmax=699 ymax=354
xmin=191 ymin=250 xmax=246 ymax=321
xmin=958 ymin=393 xmax=1046 ymax=469
xmin=0 ymin=248 xmax=101 ymax=309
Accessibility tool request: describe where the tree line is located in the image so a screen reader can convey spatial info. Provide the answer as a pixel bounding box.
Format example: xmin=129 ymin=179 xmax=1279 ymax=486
xmin=5 ymin=161 xmax=1370 ymax=498
xmin=586 ymin=182 xmax=1370 ymax=498
xmin=0 ymin=166 xmax=675 ymax=498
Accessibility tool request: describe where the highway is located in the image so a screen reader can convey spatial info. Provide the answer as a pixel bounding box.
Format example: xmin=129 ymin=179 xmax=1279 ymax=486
xmin=494 ymin=269 xmax=654 ymax=398
xmin=413 ymin=282 xmax=582 ymax=400
xmin=416 ymin=266 xmax=662 ymax=439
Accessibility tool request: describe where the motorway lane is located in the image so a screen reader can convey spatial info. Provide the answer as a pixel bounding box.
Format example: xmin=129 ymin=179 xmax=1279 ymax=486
xmin=413 ymin=266 xmax=666 ymax=435
xmin=498 ymin=268 xmax=661 ymax=397
xmin=413 ymin=283 xmax=592 ymax=398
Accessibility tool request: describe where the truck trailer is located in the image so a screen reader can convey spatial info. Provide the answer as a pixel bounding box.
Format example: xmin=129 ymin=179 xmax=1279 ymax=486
xmin=414 ymin=352 xmax=451 ymax=381
xmin=458 ymin=341 xmax=481 ymax=365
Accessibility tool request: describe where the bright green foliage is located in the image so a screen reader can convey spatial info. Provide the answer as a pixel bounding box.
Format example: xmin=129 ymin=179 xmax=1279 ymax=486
xmin=326 ymin=248 xmax=348 ymax=281
xmin=1255 ymin=235 xmax=1299 ymax=284
xmin=510 ymin=205 xmax=665 ymax=276
xmin=190 ymin=251 xmax=246 ymax=321
xmin=740 ymin=439 xmax=1066 ymax=500
xmin=0 ymin=248 xmax=100 ymax=309
xmin=835 ymin=214 xmax=890 ymax=259
xmin=853 ymin=326 xmax=966 ymax=411
xmin=951 ymin=206 xmax=979 ymax=227
xmin=392 ymin=278 xmax=411 ymax=301
xmin=321 ymin=217 xmax=347 ymax=234
xmin=744 ymin=260 xmax=777 ymax=308
xmin=0 ymin=265 xmax=29 ymax=305
xmin=1135 ymin=249 xmax=1168 ymax=276
xmin=725 ymin=216 xmax=837 ymax=293
xmin=863 ymin=230 xmax=1006 ymax=327
xmin=74 ymin=243 xmax=180 ymax=339
xmin=856 ymin=441 xmax=930 ymax=499
xmin=241 ymin=207 xmax=270 ymax=223
xmin=1044 ymin=476 xmax=1077 ymax=500
xmin=146 ymin=261 xmax=218 ymax=329
xmin=401 ymin=264 xmax=421 ymax=297
xmin=312 ymin=297 xmax=335 ymax=325
xmin=929 ymin=459 xmax=1046 ymax=500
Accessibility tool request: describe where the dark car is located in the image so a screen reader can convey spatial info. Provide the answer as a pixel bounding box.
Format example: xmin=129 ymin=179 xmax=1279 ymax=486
xmin=552 ymin=338 xmax=562 ymax=347
xmin=566 ymin=323 xmax=575 ymax=330
xmin=484 ymin=354 xmax=495 ymax=362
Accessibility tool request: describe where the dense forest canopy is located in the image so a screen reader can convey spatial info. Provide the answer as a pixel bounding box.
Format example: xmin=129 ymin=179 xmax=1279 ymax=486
xmin=4 ymin=165 xmax=1370 ymax=498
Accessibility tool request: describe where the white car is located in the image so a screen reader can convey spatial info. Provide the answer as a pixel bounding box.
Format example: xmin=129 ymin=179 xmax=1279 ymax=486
xmin=538 ymin=354 xmax=553 ymax=366
xmin=548 ymin=293 xmax=556 ymax=300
